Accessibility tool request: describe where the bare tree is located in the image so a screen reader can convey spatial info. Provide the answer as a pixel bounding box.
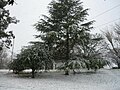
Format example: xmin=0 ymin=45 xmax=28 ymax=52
xmin=104 ymin=23 xmax=120 ymax=68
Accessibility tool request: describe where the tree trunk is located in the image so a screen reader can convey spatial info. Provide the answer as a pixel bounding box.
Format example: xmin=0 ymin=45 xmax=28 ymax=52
xmin=44 ymin=62 xmax=48 ymax=72
xmin=65 ymin=67 xmax=69 ymax=75
xmin=73 ymin=69 xmax=76 ymax=75
xmin=115 ymin=59 xmax=120 ymax=69
xmin=117 ymin=63 xmax=120 ymax=69
xmin=53 ymin=62 xmax=56 ymax=70
xmin=64 ymin=29 xmax=70 ymax=75
xmin=32 ymin=69 xmax=35 ymax=78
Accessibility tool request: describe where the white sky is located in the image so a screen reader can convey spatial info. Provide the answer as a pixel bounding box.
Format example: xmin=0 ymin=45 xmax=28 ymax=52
xmin=5 ymin=0 xmax=120 ymax=53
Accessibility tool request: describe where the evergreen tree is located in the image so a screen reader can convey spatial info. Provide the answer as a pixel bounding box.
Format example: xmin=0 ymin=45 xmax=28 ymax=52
xmin=79 ymin=34 xmax=105 ymax=71
xmin=34 ymin=0 xmax=94 ymax=75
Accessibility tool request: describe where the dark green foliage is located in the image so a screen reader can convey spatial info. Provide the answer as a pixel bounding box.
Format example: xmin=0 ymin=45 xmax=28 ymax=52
xmin=34 ymin=1 xmax=111 ymax=76
xmin=8 ymin=59 xmax=24 ymax=74
xmin=34 ymin=0 xmax=94 ymax=74
xmin=80 ymin=34 xmax=105 ymax=71
xmin=0 ymin=0 xmax=7 ymax=8
xmin=33 ymin=0 xmax=107 ymax=74
xmin=8 ymin=0 xmax=14 ymax=5
xmin=0 ymin=3 xmax=18 ymax=50
xmin=9 ymin=43 xmax=53 ymax=78
xmin=0 ymin=1 xmax=17 ymax=67
xmin=0 ymin=0 xmax=14 ymax=8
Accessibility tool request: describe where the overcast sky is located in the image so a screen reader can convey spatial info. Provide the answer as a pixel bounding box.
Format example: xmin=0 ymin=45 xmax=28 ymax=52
xmin=6 ymin=0 xmax=120 ymax=53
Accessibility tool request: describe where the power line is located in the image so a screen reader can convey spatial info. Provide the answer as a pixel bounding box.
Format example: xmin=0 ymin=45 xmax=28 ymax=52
xmin=95 ymin=18 xmax=120 ymax=28
xmin=90 ymin=3 xmax=120 ymax=20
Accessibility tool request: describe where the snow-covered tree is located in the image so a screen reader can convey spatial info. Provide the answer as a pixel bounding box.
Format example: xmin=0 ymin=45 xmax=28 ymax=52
xmin=0 ymin=0 xmax=18 ymax=50
xmin=9 ymin=43 xmax=52 ymax=78
xmin=34 ymin=0 xmax=94 ymax=75
xmin=104 ymin=23 xmax=120 ymax=68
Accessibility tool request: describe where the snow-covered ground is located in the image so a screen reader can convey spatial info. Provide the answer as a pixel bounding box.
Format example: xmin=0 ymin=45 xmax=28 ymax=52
xmin=0 ymin=69 xmax=120 ymax=90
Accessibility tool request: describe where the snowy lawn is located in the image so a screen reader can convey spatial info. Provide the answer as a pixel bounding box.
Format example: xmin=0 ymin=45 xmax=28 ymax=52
xmin=0 ymin=69 xmax=120 ymax=90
